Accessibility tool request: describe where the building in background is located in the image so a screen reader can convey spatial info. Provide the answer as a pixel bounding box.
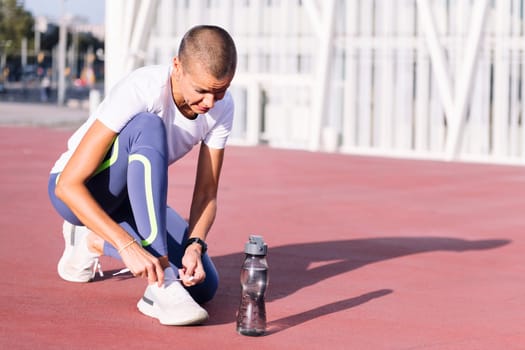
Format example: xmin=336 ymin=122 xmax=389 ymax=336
xmin=34 ymin=15 xmax=105 ymax=87
xmin=0 ymin=1 xmax=105 ymax=106
xmin=106 ymin=0 xmax=524 ymax=164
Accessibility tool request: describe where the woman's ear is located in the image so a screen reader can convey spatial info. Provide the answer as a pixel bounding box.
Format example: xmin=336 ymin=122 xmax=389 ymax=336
xmin=172 ymin=57 xmax=183 ymax=80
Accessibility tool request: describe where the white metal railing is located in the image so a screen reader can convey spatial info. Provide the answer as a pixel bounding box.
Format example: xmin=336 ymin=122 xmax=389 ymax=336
xmin=107 ymin=0 xmax=525 ymax=165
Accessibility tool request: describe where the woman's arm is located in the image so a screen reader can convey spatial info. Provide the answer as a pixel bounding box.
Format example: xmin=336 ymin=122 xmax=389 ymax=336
xmin=55 ymin=119 xmax=165 ymax=285
xmin=179 ymin=142 xmax=224 ymax=285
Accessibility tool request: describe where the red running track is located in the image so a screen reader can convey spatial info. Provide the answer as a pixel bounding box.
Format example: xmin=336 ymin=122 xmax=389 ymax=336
xmin=1 ymin=126 xmax=524 ymax=349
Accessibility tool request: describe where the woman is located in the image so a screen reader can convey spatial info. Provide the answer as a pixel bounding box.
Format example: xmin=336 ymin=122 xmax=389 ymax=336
xmin=48 ymin=25 xmax=237 ymax=326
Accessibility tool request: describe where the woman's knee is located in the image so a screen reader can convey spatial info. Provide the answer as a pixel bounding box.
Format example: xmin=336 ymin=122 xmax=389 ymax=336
xmin=123 ymin=113 xmax=168 ymax=155
xmin=131 ymin=112 xmax=165 ymax=130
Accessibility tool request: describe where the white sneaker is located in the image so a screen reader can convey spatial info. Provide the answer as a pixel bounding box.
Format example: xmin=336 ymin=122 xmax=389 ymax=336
xmin=137 ymin=275 xmax=209 ymax=326
xmin=57 ymin=221 xmax=102 ymax=282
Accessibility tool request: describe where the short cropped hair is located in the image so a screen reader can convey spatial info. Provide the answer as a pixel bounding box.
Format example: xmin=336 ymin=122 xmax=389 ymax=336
xmin=178 ymin=25 xmax=237 ymax=79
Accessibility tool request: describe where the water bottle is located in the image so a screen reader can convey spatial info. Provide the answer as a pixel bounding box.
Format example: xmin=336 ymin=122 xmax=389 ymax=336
xmin=236 ymin=235 xmax=269 ymax=336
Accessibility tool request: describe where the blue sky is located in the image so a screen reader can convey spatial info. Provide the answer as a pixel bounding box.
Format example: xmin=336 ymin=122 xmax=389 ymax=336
xmin=23 ymin=0 xmax=105 ymax=24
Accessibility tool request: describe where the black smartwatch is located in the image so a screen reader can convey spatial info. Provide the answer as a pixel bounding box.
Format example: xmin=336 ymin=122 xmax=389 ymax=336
xmin=185 ymin=237 xmax=207 ymax=254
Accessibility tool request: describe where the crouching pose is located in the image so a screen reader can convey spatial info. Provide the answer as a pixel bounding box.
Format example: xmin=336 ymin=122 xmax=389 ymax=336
xmin=48 ymin=25 xmax=237 ymax=325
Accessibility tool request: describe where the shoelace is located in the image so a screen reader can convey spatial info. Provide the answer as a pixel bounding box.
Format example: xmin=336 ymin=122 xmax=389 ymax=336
xmin=111 ymin=268 xmax=194 ymax=282
xmin=92 ymin=258 xmax=104 ymax=277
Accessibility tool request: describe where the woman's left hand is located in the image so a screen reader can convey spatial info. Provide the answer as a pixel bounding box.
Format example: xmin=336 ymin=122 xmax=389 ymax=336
xmin=179 ymin=246 xmax=206 ymax=287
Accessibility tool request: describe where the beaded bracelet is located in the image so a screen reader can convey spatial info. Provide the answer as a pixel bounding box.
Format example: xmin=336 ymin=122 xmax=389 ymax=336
xmin=118 ymin=239 xmax=137 ymax=254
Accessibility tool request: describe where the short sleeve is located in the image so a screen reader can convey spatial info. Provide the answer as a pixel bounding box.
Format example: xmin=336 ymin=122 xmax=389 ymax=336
xmin=93 ymin=74 xmax=149 ymax=132
xmin=203 ymin=92 xmax=234 ymax=149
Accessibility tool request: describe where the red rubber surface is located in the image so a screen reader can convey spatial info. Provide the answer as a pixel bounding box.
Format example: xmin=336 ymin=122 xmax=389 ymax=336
xmin=1 ymin=126 xmax=524 ymax=349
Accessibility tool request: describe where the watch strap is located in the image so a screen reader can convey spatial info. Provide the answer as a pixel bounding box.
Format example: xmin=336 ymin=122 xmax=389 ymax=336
xmin=185 ymin=237 xmax=207 ymax=254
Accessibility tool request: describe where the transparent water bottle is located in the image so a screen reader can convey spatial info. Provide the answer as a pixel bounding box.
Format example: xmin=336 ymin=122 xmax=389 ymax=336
xmin=236 ymin=235 xmax=269 ymax=336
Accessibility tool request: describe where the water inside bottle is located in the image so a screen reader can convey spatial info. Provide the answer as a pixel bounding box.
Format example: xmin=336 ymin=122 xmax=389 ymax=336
xmin=237 ymin=267 xmax=268 ymax=336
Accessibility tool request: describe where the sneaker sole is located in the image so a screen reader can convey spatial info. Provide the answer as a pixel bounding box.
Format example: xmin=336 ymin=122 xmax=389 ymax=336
xmin=57 ymin=258 xmax=98 ymax=282
xmin=137 ymin=297 xmax=209 ymax=326
xmin=57 ymin=262 xmax=94 ymax=283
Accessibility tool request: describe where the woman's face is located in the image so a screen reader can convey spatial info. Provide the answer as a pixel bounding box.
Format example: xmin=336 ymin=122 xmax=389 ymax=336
xmin=171 ymin=58 xmax=233 ymax=117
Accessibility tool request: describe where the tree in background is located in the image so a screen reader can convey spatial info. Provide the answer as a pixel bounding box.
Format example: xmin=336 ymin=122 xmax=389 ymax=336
xmin=0 ymin=0 xmax=34 ymax=81
xmin=0 ymin=0 xmax=104 ymax=83
xmin=0 ymin=0 xmax=34 ymax=53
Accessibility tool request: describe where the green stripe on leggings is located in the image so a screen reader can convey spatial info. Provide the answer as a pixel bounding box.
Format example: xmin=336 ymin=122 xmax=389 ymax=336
xmin=128 ymin=154 xmax=158 ymax=246
xmin=93 ymin=136 xmax=119 ymax=176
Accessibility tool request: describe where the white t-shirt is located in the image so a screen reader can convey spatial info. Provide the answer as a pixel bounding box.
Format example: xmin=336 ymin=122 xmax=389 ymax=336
xmin=51 ymin=65 xmax=234 ymax=173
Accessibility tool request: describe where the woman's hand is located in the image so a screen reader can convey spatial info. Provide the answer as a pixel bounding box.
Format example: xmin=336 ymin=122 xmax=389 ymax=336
xmin=119 ymin=241 xmax=165 ymax=286
xmin=178 ymin=245 xmax=206 ymax=287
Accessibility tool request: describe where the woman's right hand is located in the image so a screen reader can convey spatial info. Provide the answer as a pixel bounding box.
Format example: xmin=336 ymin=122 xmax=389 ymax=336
xmin=119 ymin=241 xmax=165 ymax=286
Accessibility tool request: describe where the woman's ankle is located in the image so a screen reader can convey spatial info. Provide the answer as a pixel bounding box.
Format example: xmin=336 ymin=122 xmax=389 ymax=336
xmin=86 ymin=232 xmax=104 ymax=255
